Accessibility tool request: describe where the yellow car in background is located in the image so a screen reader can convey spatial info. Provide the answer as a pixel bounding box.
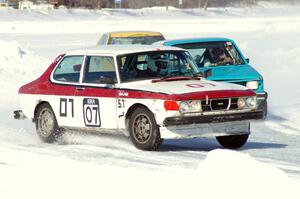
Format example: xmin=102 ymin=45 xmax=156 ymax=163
xmin=97 ymin=31 xmax=165 ymax=45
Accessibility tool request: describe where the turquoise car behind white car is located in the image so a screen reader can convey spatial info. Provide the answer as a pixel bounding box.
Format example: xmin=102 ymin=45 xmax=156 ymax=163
xmin=155 ymin=37 xmax=268 ymax=118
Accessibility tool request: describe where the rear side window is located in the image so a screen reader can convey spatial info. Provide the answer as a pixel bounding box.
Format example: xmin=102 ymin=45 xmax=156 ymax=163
xmin=83 ymin=56 xmax=116 ymax=84
xmin=53 ymin=56 xmax=84 ymax=83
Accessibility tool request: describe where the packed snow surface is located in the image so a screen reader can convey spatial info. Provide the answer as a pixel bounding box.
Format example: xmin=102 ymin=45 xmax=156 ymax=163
xmin=1 ymin=2 xmax=300 ymax=198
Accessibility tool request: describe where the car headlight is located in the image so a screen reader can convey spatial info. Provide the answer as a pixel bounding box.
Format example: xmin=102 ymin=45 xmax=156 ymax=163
xmin=245 ymin=96 xmax=257 ymax=109
xmin=238 ymin=97 xmax=257 ymax=109
xmin=246 ymin=81 xmax=258 ymax=90
xmin=179 ymin=100 xmax=202 ymax=113
xmin=237 ymin=98 xmax=246 ymax=109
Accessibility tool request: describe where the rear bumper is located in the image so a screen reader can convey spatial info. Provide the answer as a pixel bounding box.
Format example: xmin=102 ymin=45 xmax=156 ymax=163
xmin=13 ymin=110 xmax=27 ymax=120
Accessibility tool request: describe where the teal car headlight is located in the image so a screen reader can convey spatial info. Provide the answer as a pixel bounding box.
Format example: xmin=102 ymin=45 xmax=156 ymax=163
xmin=179 ymin=100 xmax=202 ymax=113
xmin=246 ymin=81 xmax=258 ymax=90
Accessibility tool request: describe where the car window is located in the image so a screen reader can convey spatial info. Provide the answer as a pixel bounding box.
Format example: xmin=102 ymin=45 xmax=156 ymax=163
xmin=83 ymin=56 xmax=116 ymax=84
xmin=53 ymin=56 xmax=84 ymax=83
xmin=99 ymin=34 xmax=108 ymax=45
xmin=175 ymin=41 xmax=245 ymax=67
xmin=108 ymin=35 xmax=165 ymax=45
xmin=117 ymin=51 xmax=199 ymax=83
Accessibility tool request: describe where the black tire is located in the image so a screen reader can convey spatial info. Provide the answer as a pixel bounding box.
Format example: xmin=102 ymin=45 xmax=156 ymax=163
xmin=216 ymin=134 xmax=249 ymax=149
xmin=128 ymin=107 xmax=162 ymax=151
xmin=35 ymin=103 xmax=62 ymax=143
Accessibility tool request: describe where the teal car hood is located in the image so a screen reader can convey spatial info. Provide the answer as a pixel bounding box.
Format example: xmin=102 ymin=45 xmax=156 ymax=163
xmin=200 ymin=65 xmax=261 ymax=82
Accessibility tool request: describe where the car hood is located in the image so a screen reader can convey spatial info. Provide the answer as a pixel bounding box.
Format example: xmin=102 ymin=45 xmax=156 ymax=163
xmin=120 ymin=79 xmax=248 ymax=95
xmin=200 ymin=65 xmax=261 ymax=82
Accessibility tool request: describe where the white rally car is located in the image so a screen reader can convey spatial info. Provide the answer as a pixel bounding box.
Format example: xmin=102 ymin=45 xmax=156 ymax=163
xmin=15 ymin=45 xmax=263 ymax=150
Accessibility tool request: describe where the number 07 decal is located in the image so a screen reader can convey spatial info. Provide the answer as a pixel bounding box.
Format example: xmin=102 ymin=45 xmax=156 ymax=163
xmin=83 ymin=98 xmax=101 ymax=127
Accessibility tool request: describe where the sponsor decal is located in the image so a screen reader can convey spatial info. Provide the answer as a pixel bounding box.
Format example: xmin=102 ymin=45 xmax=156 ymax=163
xmin=118 ymin=91 xmax=129 ymax=97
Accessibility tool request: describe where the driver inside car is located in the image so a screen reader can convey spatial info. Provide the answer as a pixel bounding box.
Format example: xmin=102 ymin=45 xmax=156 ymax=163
xmin=209 ymin=47 xmax=233 ymax=66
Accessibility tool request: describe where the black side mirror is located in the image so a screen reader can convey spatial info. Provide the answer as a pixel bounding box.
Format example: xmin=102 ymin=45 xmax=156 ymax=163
xmin=73 ymin=64 xmax=81 ymax=72
xmin=246 ymin=58 xmax=250 ymax=63
xmin=204 ymin=69 xmax=212 ymax=78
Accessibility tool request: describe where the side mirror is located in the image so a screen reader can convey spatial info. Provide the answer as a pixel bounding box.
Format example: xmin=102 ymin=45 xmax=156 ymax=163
xmin=245 ymin=58 xmax=250 ymax=63
xmin=73 ymin=64 xmax=81 ymax=72
xmin=204 ymin=69 xmax=212 ymax=78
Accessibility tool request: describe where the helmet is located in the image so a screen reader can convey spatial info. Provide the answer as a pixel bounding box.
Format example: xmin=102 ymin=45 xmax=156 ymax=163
xmin=210 ymin=48 xmax=225 ymax=61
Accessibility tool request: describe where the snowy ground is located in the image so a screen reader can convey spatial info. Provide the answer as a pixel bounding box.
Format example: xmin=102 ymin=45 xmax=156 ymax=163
xmin=1 ymin=2 xmax=300 ymax=198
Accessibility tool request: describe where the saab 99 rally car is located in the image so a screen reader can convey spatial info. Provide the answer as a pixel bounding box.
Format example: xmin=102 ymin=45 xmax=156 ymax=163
xmin=97 ymin=31 xmax=165 ymax=45
xmin=155 ymin=37 xmax=268 ymax=118
xmin=15 ymin=45 xmax=263 ymax=151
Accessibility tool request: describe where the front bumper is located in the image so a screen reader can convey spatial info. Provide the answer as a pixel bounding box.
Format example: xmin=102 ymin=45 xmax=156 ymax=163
xmin=163 ymin=111 xmax=263 ymax=126
xmin=160 ymin=120 xmax=250 ymax=139
xmin=159 ymin=111 xmax=262 ymax=139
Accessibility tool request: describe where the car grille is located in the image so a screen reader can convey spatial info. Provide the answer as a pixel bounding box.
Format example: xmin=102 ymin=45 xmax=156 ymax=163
xmin=201 ymin=98 xmax=239 ymax=112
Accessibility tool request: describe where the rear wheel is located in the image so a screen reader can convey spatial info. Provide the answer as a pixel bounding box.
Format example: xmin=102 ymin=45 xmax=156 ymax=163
xmin=128 ymin=107 xmax=162 ymax=151
xmin=216 ymin=134 xmax=249 ymax=149
xmin=35 ymin=103 xmax=62 ymax=143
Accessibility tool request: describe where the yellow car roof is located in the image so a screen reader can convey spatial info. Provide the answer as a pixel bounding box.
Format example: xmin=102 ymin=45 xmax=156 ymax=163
xmin=109 ymin=31 xmax=163 ymax=38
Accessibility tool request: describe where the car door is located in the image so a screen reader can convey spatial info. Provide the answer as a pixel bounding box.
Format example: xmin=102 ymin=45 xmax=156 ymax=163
xmin=74 ymin=54 xmax=118 ymax=130
xmin=51 ymin=55 xmax=85 ymax=127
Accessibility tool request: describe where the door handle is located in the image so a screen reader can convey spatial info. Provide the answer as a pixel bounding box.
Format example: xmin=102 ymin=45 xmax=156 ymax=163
xmin=76 ymin=86 xmax=85 ymax=91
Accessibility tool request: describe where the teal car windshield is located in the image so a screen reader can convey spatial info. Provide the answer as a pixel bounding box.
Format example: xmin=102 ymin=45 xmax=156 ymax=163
xmin=117 ymin=51 xmax=200 ymax=83
xmin=175 ymin=41 xmax=245 ymax=67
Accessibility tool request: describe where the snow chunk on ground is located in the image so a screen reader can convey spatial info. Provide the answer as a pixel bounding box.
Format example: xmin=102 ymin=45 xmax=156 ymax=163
xmin=0 ymin=148 xmax=299 ymax=199
xmin=195 ymin=149 xmax=300 ymax=198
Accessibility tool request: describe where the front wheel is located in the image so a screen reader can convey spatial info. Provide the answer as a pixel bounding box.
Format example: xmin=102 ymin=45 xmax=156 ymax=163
xmin=35 ymin=103 xmax=62 ymax=143
xmin=216 ymin=134 xmax=249 ymax=149
xmin=128 ymin=107 xmax=162 ymax=151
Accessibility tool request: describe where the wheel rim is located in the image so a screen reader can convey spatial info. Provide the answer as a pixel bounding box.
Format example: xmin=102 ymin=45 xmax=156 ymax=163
xmin=38 ymin=108 xmax=55 ymax=137
xmin=132 ymin=113 xmax=152 ymax=144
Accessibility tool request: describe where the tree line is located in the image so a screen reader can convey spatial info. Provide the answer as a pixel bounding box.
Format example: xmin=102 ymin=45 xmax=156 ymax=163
xmin=7 ymin=0 xmax=300 ymax=9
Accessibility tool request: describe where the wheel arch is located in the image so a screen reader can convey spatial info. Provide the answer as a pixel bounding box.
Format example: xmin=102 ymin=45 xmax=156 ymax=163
xmin=33 ymin=100 xmax=52 ymax=121
xmin=125 ymin=103 xmax=154 ymax=130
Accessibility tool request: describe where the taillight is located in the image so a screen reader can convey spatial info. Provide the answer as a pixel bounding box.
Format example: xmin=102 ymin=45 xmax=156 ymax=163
xmin=164 ymin=101 xmax=179 ymax=111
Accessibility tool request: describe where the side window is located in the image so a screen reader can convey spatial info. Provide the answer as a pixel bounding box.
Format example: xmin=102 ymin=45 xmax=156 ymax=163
xmin=100 ymin=34 xmax=108 ymax=45
xmin=53 ymin=56 xmax=84 ymax=83
xmin=83 ymin=56 xmax=116 ymax=84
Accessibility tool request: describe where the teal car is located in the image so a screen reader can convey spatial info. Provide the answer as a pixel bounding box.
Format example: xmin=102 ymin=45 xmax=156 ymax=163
xmin=155 ymin=37 xmax=267 ymax=118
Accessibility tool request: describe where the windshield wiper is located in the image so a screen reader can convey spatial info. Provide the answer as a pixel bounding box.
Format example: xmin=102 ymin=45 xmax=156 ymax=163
xmin=193 ymin=72 xmax=203 ymax=78
xmin=151 ymin=76 xmax=200 ymax=83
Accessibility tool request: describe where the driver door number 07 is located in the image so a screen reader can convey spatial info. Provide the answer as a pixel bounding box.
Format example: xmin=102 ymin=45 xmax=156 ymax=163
xmin=83 ymin=98 xmax=101 ymax=127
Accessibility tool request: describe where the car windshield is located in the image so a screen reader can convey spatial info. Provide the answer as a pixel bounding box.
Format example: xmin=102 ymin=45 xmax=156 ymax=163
xmin=117 ymin=50 xmax=200 ymax=83
xmin=175 ymin=41 xmax=245 ymax=67
xmin=109 ymin=35 xmax=165 ymax=45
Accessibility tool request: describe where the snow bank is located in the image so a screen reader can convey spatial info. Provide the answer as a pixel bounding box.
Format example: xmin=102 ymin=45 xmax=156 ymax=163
xmin=0 ymin=40 xmax=49 ymax=109
xmin=0 ymin=148 xmax=299 ymax=199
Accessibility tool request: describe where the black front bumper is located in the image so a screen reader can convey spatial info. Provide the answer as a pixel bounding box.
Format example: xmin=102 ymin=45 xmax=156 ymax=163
xmin=163 ymin=111 xmax=264 ymax=126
